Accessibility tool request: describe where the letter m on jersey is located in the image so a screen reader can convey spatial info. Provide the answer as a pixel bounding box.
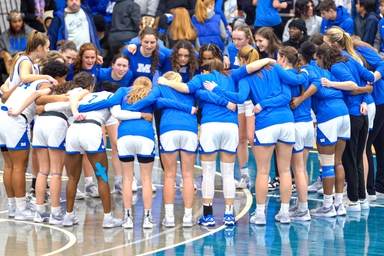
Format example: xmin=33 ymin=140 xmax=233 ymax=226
xmin=137 ymin=64 xmax=151 ymax=73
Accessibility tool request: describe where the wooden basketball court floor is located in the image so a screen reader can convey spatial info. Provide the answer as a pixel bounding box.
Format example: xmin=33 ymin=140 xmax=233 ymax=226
xmin=0 ymin=150 xmax=383 ymax=255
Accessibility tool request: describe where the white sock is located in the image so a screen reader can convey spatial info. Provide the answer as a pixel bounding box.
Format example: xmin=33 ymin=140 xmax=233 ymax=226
xmin=324 ymin=194 xmax=333 ymax=208
xmin=8 ymin=197 xmax=16 ymax=207
xmin=334 ymin=193 xmax=343 ymax=206
xmin=165 ymin=204 xmax=174 ymax=217
xmin=115 ymin=175 xmax=122 ymax=183
xmin=184 ymin=207 xmax=192 ymax=217
xmin=36 ymin=204 xmax=45 ymax=213
xmin=240 ymin=166 xmax=249 ymax=176
xmin=256 ymin=204 xmax=265 ymax=215
xmin=299 ymin=202 xmax=308 ymax=211
xmin=125 ymin=208 xmax=132 ymax=216
xmin=104 ymin=212 xmax=112 ymax=218
xmin=225 ymin=205 xmax=234 ymax=215
xmin=16 ymin=197 xmax=27 ymax=211
xmin=280 ymin=203 xmax=289 ymax=213
xmin=144 ymin=209 xmax=152 ymax=217
xmin=85 ymin=177 xmax=93 ymax=186
xmin=66 ymin=211 xmax=73 ymax=215
xmin=51 ymin=206 xmax=61 ymax=215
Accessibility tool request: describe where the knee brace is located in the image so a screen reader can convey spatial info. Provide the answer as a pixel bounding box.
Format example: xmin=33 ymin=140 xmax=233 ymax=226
xmin=322 ymin=165 xmax=335 ymax=178
xmin=319 ymin=154 xmax=334 ymax=166
xmin=221 ymin=162 xmax=235 ymax=199
xmin=201 ymin=161 xmax=216 ymax=199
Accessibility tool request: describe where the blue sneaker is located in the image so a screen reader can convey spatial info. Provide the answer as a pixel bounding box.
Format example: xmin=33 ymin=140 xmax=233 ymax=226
xmin=198 ymin=214 xmax=215 ymax=226
xmin=223 ymin=214 xmax=235 ymax=226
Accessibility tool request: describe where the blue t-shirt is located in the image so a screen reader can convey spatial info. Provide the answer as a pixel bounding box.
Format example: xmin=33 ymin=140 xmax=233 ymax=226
xmin=97 ymin=67 xmax=133 ymax=87
xmin=254 ymin=0 xmax=282 ymax=27
xmin=122 ymin=48 xmax=166 ymax=86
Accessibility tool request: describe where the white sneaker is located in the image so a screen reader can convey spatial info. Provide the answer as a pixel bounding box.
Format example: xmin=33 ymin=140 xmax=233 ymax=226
xmin=123 ymin=215 xmax=134 ymax=229
xmin=34 ymin=210 xmax=50 ymax=223
xmin=345 ymin=200 xmax=361 ymax=212
xmin=250 ymin=211 xmax=266 ymax=225
xmin=15 ymin=205 xmax=36 ymax=221
xmin=376 ymin=191 xmax=384 ymax=199
xmin=183 ymin=214 xmax=196 ymax=227
xmin=132 ymin=177 xmax=138 ymax=192
xmin=360 ymin=199 xmax=370 ymax=210
xmin=75 ymin=189 xmax=85 ymax=200
xmin=308 ymin=177 xmax=322 ymax=192
xmin=84 ymin=182 xmax=100 ymax=198
xmin=310 ymin=204 xmax=337 ymax=217
xmin=275 ymin=211 xmax=291 ymax=224
xmin=143 ymin=215 xmax=157 ymax=229
xmin=289 ymin=201 xmax=299 ymax=217
xmin=8 ymin=205 xmax=16 ymax=217
xmin=151 ymin=183 xmax=157 ymax=192
xmin=102 ymin=213 xmax=123 ymax=228
xmin=368 ymin=194 xmax=377 ymax=202
xmin=335 ymin=203 xmax=347 ymax=216
xmin=290 ymin=209 xmax=311 ymax=221
xmin=162 ymin=215 xmax=175 ymax=228
xmin=49 ymin=211 xmax=64 ymax=225
xmin=62 ymin=213 xmax=80 ymax=227
xmin=236 ymin=174 xmax=251 ymax=189
xmin=112 ymin=179 xmax=123 ymax=194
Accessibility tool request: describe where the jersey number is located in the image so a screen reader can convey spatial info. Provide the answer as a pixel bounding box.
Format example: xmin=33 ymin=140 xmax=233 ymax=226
xmin=88 ymin=95 xmax=98 ymax=103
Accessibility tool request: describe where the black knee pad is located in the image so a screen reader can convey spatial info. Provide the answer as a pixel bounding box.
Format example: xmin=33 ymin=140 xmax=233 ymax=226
xmin=0 ymin=146 xmax=8 ymax=152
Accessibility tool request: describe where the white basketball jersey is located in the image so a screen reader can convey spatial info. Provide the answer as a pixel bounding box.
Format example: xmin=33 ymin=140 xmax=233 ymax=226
xmin=9 ymin=56 xmax=39 ymax=89
xmin=4 ymin=79 xmax=50 ymax=123
xmin=79 ymin=91 xmax=113 ymax=124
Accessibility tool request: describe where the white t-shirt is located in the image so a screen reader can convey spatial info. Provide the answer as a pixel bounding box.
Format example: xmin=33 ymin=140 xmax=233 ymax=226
xmin=65 ymin=8 xmax=91 ymax=50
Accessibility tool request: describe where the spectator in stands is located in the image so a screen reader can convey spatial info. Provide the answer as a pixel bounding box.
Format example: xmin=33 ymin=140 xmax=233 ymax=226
xmin=283 ymin=18 xmax=310 ymax=49
xmin=374 ymin=0 xmax=384 ymax=54
xmin=93 ymin=15 xmax=113 ymax=68
xmin=283 ymin=0 xmax=322 ymax=42
xmin=42 ymin=10 xmax=53 ymax=33
xmin=237 ymin=0 xmax=256 ymax=28
xmin=48 ymin=0 xmax=101 ymax=51
xmin=318 ymin=0 xmax=354 ymax=34
xmin=355 ymin=0 xmax=380 ymax=46
xmin=155 ymin=0 xmax=197 ymax=30
xmin=20 ymin=0 xmax=56 ymax=32
xmin=253 ymin=0 xmax=288 ymax=41
xmin=166 ymin=7 xmax=197 ymax=49
xmin=109 ymin=0 xmax=141 ymax=56
xmin=192 ymin=0 xmax=227 ymax=51
xmin=0 ymin=10 xmax=34 ymax=80
xmin=134 ymin=0 xmax=160 ymax=16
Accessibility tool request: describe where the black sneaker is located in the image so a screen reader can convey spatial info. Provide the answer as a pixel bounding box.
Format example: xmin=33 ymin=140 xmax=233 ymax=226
xmin=268 ymin=177 xmax=280 ymax=191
